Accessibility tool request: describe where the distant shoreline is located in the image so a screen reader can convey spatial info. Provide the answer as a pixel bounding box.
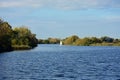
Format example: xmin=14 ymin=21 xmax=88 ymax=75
xmin=38 ymin=35 xmax=120 ymax=46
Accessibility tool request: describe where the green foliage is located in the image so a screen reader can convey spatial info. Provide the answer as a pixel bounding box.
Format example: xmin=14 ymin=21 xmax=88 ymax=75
xmin=12 ymin=45 xmax=31 ymax=50
xmin=0 ymin=19 xmax=13 ymax=52
xmin=12 ymin=27 xmax=38 ymax=48
xmin=63 ymin=35 xmax=120 ymax=46
xmin=90 ymin=37 xmax=102 ymax=43
xmin=63 ymin=35 xmax=79 ymax=45
xmin=0 ymin=18 xmax=38 ymax=52
xmin=74 ymin=39 xmax=88 ymax=46
xmin=48 ymin=38 xmax=60 ymax=44
xmin=38 ymin=38 xmax=60 ymax=44
xmin=100 ymin=36 xmax=114 ymax=43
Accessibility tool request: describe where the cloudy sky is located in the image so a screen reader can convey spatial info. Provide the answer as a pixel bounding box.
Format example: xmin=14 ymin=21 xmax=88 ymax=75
xmin=0 ymin=0 xmax=120 ymax=39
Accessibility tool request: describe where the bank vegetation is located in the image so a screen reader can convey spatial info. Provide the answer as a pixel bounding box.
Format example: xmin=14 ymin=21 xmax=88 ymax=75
xmin=0 ymin=18 xmax=38 ymax=53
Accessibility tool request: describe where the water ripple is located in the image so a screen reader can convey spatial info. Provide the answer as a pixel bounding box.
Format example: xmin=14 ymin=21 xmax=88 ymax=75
xmin=0 ymin=44 xmax=120 ymax=80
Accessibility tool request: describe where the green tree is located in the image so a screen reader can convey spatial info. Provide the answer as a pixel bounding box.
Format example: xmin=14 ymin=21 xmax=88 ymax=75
xmin=75 ymin=37 xmax=92 ymax=46
xmin=101 ymin=36 xmax=114 ymax=43
xmin=63 ymin=35 xmax=79 ymax=45
xmin=12 ymin=26 xmax=38 ymax=48
xmin=48 ymin=38 xmax=60 ymax=44
xmin=0 ymin=19 xmax=13 ymax=52
xmin=90 ymin=37 xmax=101 ymax=43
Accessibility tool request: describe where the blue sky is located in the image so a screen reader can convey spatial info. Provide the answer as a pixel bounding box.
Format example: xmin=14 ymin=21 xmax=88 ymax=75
xmin=0 ymin=0 xmax=120 ymax=39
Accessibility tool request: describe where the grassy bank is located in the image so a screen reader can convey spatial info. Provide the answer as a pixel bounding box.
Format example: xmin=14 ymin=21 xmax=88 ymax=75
xmin=12 ymin=45 xmax=32 ymax=50
xmin=90 ymin=42 xmax=120 ymax=46
xmin=63 ymin=35 xmax=120 ymax=46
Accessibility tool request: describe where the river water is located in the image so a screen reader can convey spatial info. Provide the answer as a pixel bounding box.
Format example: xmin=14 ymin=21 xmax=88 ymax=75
xmin=0 ymin=44 xmax=120 ymax=80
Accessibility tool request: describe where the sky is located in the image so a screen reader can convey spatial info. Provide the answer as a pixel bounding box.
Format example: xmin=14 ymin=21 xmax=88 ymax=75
xmin=0 ymin=0 xmax=120 ymax=39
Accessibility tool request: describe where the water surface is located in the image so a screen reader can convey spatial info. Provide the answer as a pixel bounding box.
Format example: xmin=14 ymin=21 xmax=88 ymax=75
xmin=0 ymin=44 xmax=120 ymax=80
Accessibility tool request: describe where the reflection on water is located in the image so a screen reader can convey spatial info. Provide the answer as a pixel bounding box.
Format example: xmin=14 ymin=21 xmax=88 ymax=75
xmin=0 ymin=44 xmax=120 ymax=80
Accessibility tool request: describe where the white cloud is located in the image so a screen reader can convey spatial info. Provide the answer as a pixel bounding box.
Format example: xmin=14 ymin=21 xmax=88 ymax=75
xmin=0 ymin=0 xmax=120 ymax=9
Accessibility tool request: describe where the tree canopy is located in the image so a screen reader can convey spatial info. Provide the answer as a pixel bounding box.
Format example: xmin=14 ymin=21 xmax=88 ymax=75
xmin=0 ymin=19 xmax=13 ymax=52
xmin=38 ymin=38 xmax=60 ymax=44
xmin=63 ymin=35 xmax=79 ymax=45
xmin=12 ymin=27 xmax=38 ymax=49
xmin=0 ymin=18 xmax=38 ymax=52
xmin=63 ymin=35 xmax=120 ymax=46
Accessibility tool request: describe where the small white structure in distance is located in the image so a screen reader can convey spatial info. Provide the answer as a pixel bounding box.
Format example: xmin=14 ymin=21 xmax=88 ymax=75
xmin=60 ymin=41 xmax=63 ymax=46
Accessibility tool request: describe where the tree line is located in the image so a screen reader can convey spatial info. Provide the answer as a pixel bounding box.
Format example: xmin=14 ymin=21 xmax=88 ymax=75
xmin=1 ymin=18 xmax=120 ymax=53
xmin=38 ymin=35 xmax=120 ymax=46
xmin=63 ymin=35 xmax=120 ymax=46
xmin=38 ymin=38 xmax=60 ymax=44
xmin=0 ymin=19 xmax=38 ymax=53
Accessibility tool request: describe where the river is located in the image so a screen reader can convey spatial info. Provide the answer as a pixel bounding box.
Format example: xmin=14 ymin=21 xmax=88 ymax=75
xmin=0 ymin=44 xmax=120 ymax=80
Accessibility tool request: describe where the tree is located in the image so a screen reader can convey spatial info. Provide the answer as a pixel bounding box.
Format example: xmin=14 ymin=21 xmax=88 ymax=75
xmin=75 ymin=37 xmax=92 ymax=46
xmin=63 ymin=35 xmax=79 ymax=45
xmin=48 ymin=38 xmax=60 ymax=44
xmin=12 ymin=26 xmax=38 ymax=48
xmin=0 ymin=19 xmax=13 ymax=52
xmin=0 ymin=18 xmax=38 ymax=52
xmin=101 ymin=36 xmax=114 ymax=43
xmin=90 ymin=37 xmax=101 ymax=43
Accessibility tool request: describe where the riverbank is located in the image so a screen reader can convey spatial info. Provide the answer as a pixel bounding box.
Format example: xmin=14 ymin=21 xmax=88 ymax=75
xmin=0 ymin=19 xmax=38 ymax=53
xmin=0 ymin=45 xmax=37 ymax=53
xmin=90 ymin=42 xmax=120 ymax=46
xmin=62 ymin=43 xmax=120 ymax=46
xmin=62 ymin=35 xmax=120 ymax=46
xmin=12 ymin=45 xmax=33 ymax=50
